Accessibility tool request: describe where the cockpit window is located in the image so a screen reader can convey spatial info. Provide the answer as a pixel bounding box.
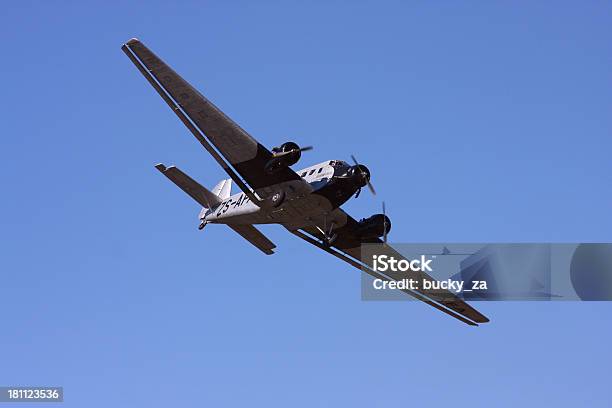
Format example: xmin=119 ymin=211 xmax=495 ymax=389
xmin=308 ymin=169 xmax=315 ymax=175
xmin=318 ymin=168 xmax=323 ymax=173
xmin=301 ymin=172 xmax=307 ymax=177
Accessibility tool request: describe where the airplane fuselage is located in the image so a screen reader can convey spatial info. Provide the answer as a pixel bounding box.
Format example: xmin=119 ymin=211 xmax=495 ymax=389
xmin=203 ymin=159 xmax=360 ymax=227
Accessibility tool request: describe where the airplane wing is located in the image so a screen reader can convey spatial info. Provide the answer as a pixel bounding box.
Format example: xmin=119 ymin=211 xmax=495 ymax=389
xmin=122 ymin=38 xmax=303 ymax=201
xmin=287 ymin=210 xmax=490 ymax=326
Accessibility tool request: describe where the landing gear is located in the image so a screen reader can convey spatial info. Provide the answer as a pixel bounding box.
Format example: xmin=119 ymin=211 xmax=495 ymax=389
xmin=315 ymin=216 xmax=337 ymax=247
xmin=322 ymin=232 xmax=338 ymax=247
xmin=269 ymin=190 xmax=285 ymax=208
xmin=198 ymin=221 xmax=207 ymax=230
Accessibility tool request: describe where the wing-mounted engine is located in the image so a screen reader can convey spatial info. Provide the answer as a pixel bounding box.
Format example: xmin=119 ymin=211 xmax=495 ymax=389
xmin=265 ymin=142 xmax=312 ymax=174
xmin=355 ymin=214 xmax=391 ymax=239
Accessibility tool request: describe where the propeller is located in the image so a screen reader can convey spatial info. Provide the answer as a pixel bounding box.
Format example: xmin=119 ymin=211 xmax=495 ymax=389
xmin=350 ymin=154 xmax=376 ymax=195
xmin=382 ymin=201 xmax=388 ymax=244
xmin=273 ymin=145 xmax=313 ymax=158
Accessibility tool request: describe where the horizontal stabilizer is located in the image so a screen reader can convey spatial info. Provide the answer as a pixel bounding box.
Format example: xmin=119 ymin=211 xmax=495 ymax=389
xmin=155 ymin=164 xmax=221 ymax=209
xmin=228 ymin=224 xmax=276 ymax=255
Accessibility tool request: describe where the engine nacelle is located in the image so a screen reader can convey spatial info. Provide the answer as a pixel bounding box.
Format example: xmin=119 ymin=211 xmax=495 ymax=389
xmin=348 ymin=164 xmax=371 ymax=188
xmin=355 ymin=214 xmax=391 ymax=239
xmin=272 ymin=142 xmax=301 ymax=165
xmin=266 ymin=142 xmax=302 ymax=174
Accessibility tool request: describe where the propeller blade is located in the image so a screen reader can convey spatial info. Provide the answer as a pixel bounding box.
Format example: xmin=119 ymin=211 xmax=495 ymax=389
xmin=367 ymin=180 xmax=376 ymax=195
xmin=382 ymin=201 xmax=387 ymax=244
xmin=351 ymin=153 xmax=376 ymax=195
xmin=273 ymin=145 xmax=314 ymax=157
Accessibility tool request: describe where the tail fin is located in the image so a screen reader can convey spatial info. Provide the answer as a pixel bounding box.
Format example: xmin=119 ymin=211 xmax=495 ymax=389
xmin=211 ymin=179 xmax=232 ymax=200
xmin=155 ymin=164 xmax=222 ymax=209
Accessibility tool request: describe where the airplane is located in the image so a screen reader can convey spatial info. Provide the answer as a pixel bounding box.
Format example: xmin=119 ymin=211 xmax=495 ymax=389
xmin=121 ymin=38 xmax=489 ymax=326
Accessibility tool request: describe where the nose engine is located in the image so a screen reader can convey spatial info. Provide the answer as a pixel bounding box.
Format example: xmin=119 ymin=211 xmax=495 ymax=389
xmin=349 ymin=164 xmax=371 ymax=188
xmin=347 ymin=155 xmax=376 ymax=196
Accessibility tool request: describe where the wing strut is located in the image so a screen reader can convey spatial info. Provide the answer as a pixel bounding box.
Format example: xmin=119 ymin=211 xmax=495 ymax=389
xmin=121 ymin=41 xmax=263 ymax=207
xmin=289 ymin=230 xmax=479 ymax=326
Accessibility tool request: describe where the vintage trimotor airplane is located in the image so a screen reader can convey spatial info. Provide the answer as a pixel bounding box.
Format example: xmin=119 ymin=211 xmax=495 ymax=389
xmin=122 ymin=38 xmax=489 ymax=326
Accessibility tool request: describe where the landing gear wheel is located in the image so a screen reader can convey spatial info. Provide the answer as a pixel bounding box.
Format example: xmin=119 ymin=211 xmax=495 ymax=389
xmin=269 ymin=190 xmax=285 ymax=208
xmin=322 ymin=233 xmax=338 ymax=247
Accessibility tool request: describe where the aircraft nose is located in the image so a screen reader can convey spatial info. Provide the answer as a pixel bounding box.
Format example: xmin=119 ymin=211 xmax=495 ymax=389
xmin=351 ymin=164 xmax=370 ymax=187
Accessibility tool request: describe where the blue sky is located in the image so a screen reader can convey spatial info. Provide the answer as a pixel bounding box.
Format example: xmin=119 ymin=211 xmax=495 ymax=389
xmin=1 ymin=1 xmax=611 ymax=406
